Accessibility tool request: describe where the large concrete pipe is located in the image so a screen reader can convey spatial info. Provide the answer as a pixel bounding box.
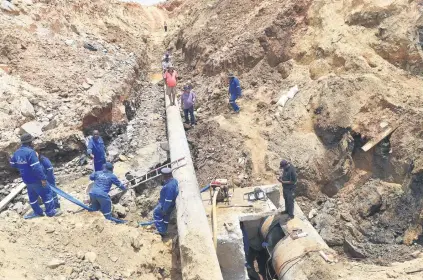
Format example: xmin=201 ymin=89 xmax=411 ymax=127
xmin=261 ymin=205 xmax=337 ymax=280
xmin=165 ymin=95 xmax=223 ymax=280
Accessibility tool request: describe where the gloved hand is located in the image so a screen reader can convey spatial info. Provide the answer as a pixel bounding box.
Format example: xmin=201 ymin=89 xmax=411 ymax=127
xmin=262 ymin=242 xmax=269 ymax=248
xmin=41 ymin=180 xmax=47 ymax=187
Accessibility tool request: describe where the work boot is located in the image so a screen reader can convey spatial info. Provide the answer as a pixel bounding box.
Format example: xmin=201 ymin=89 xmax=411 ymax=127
xmin=153 ymin=230 xmax=166 ymax=237
xmin=53 ymin=210 xmax=63 ymax=217
xmin=24 ymin=212 xmax=44 ymax=219
xmin=287 ymin=215 xmax=295 ymax=221
xmin=280 ymin=209 xmax=288 ymax=214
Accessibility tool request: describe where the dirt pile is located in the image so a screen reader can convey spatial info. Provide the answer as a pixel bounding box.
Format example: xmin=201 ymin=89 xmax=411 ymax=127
xmin=165 ymin=0 xmax=423 ymax=266
xmin=0 ymin=210 xmax=179 ymax=280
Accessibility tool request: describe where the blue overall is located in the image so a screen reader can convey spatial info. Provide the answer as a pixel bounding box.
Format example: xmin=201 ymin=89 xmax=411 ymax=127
xmin=39 ymin=155 xmax=60 ymax=209
xmin=10 ymin=145 xmax=56 ymax=217
xmin=229 ymin=77 xmax=242 ymax=112
xmin=154 ymin=178 xmax=179 ymax=234
xmin=87 ymin=136 xmax=106 ymax=171
xmin=89 ymin=170 xmax=126 ymax=220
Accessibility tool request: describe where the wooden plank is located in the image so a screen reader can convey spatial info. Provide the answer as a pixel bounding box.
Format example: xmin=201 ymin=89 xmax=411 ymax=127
xmin=361 ymin=125 xmax=399 ymax=152
xmin=0 ymin=183 xmax=26 ymax=212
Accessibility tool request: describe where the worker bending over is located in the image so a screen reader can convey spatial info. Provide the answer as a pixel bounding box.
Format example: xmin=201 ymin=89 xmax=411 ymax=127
xmin=228 ymin=73 xmax=242 ymax=113
xmin=87 ymin=130 xmax=106 ymax=171
xmin=278 ymin=160 xmax=297 ymax=220
xmin=89 ymin=162 xmax=127 ymax=222
xmin=154 ymin=168 xmax=179 ymax=236
xmin=10 ymin=133 xmax=59 ymax=218
xmin=37 ymin=151 xmax=60 ymax=209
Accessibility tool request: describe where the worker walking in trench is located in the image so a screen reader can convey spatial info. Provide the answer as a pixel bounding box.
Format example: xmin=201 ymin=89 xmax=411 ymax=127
xmin=163 ymin=66 xmax=178 ymax=106
xmin=162 ymin=57 xmax=172 ymax=74
xmin=277 ymin=160 xmax=297 ymax=220
xmin=227 ymin=73 xmax=242 ymax=113
xmin=181 ymin=85 xmax=196 ymax=127
xmin=153 ymin=168 xmax=179 ymax=237
xmin=88 ymin=162 xmax=127 ymax=223
xmin=87 ymin=130 xmax=106 ymax=172
xmin=37 ymin=151 xmax=60 ymax=209
xmin=9 ymin=133 xmax=60 ymax=218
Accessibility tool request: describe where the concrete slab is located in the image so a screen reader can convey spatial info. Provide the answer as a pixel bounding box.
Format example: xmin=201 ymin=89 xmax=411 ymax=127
xmin=202 ymin=185 xmax=281 ymax=280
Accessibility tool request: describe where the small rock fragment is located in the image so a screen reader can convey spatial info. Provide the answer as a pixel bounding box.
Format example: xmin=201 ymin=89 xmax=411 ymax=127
xmin=84 ymin=251 xmax=97 ymax=263
xmin=47 ymin=258 xmax=65 ymax=269
xmin=308 ymin=208 xmax=318 ymax=219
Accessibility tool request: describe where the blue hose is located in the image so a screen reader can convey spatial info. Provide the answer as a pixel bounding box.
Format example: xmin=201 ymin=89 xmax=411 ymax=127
xmin=50 ymin=185 xmax=127 ymax=224
xmin=200 ymin=184 xmax=210 ymax=193
xmin=50 ymin=185 xmax=93 ymax=211
xmin=139 ymin=221 xmax=155 ymax=226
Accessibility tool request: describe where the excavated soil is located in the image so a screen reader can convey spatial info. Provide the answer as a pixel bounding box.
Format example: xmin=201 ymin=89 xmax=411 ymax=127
xmin=0 ymin=1 xmax=182 ymax=279
xmin=3 ymin=0 xmax=423 ymax=279
xmin=164 ymin=0 xmax=423 ymax=272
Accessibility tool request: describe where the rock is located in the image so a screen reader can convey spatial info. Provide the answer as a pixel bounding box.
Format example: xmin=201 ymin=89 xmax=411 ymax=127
xmin=411 ymin=250 xmax=421 ymax=258
xmin=354 ymin=185 xmax=382 ymax=217
xmin=47 ymin=258 xmax=65 ymax=269
xmin=84 ymin=251 xmax=97 ymax=263
xmin=65 ymin=39 xmax=74 ymax=46
xmin=131 ymin=237 xmax=141 ymax=250
xmin=82 ymin=82 xmax=91 ymax=90
xmin=386 ymin=271 xmax=399 ymax=278
xmin=85 ymin=78 xmax=94 ymax=85
xmin=20 ymin=121 xmax=43 ymax=137
xmin=343 ymin=239 xmax=366 ymax=259
xmin=405 ymin=264 xmax=423 ymax=274
xmin=0 ymin=64 xmax=11 ymax=74
xmin=113 ymin=204 xmax=127 ymax=218
xmin=110 ymin=256 xmax=118 ymax=262
xmin=94 ymin=271 xmax=102 ymax=279
xmin=12 ymin=202 xmax=24 ymax=214
xmin=19 ymin=97 xmax=35 ymax=118
xmin=43 ymin=118 xmax=58 ymax=131
xmin=1 ymin=0 xmax=20 ymax=14
xmin=308 ymin=208 xmax=318 ymax=219
xmin=64 ymin=266 xmax=74 ymax=276
xmin=118 ymin=154 xmax=128 ymax=161
xmin=76 ymin=251 xmax=84 ymax=260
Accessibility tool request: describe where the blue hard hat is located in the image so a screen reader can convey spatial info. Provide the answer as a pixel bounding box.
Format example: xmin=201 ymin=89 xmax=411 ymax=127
xmin=104 ymin=162 xmax=114 ymax=171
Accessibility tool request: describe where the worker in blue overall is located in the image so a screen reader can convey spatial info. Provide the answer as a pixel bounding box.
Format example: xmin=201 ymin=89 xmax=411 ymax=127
xmin=228 ymin=73 xmax=242 ymax=113
xmin=10 ymin=133 xmax=59 ymax=218
xmin=37 ymin=152 xmax=60 ymax=209
xmin=87 ymin=130 xmax=106 ymax=172
xmin=88 ymin=162 xmax=127 ymax=222
xmin=153 ymin=168 xmax=179 ymax=236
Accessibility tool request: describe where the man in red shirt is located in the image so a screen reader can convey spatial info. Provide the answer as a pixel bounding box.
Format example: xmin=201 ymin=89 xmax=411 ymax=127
xmin=164 ymin=66 xmax=178 ymax=106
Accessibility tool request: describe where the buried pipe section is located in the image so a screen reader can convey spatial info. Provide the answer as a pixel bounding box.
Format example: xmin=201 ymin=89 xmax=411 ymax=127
xmin=165 ymin=95 xmax=223 ymax=280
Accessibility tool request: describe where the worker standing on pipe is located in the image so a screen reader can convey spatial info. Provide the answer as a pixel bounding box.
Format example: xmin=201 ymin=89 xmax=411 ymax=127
xmin=153 ymin=167 xmax=179 ymax=237
xmin=163 ymin=66 xmax=178 ymax=106
xmin=87 ymin=130 xmax=106 ymax=172
xmin=181 ymin=85 xmax=196 ymax=127
xmin=9 ymin=133 xmax=60 ymax=219
xmin=277 ymin=160 xmax=297 ymax=220
xmin=88 ymin=162 xmax=127 ymax=221
xmin=37 ymin=151 xmax=60 ymax=209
